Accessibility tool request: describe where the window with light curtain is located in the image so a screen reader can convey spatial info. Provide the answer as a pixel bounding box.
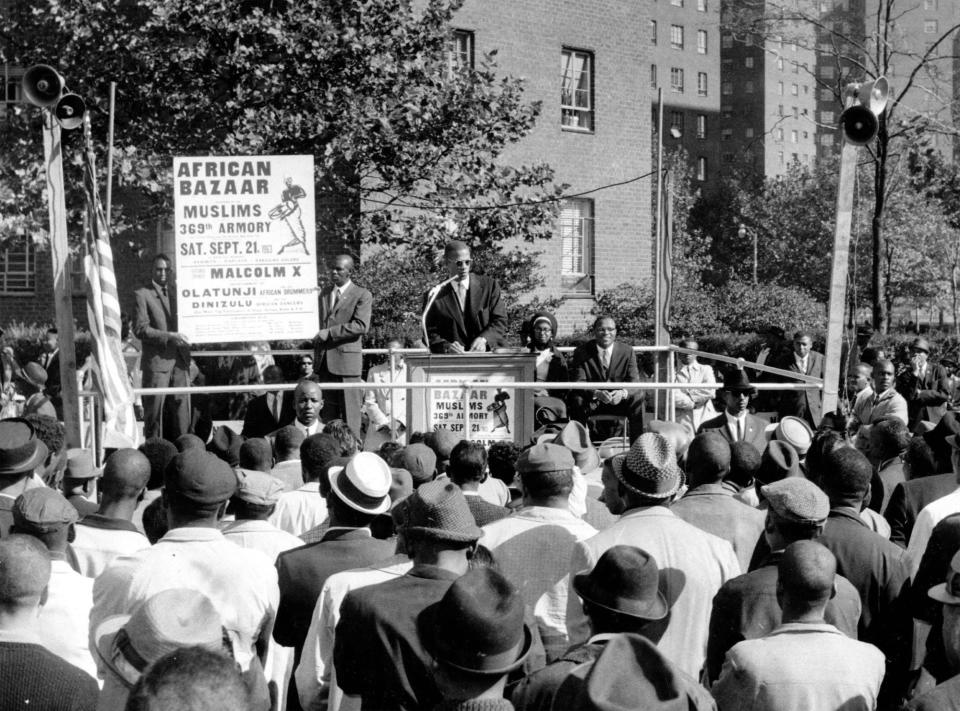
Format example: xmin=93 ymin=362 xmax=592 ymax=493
xmin=560 ymin=199 xmax=594 ymax=294
xmin=561 ymin=49 xmax=593 ymax=131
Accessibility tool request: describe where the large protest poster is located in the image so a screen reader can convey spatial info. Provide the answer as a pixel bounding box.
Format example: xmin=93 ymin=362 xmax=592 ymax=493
xmin=405 ymin=354 xmax=535 ymax=446
xmin=173 ymin=155 xmax=318 ymax=343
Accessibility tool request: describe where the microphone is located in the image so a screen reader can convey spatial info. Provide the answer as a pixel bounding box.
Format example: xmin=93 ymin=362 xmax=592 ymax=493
xmin=421 ymin=277 xmax=456 ymax=349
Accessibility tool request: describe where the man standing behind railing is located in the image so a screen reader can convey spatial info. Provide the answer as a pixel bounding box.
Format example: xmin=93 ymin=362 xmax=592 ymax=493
xmin=314 ymin=255 xmax=372 ymax=437
xmin=674 ymin=339 xmax=717 ymax=435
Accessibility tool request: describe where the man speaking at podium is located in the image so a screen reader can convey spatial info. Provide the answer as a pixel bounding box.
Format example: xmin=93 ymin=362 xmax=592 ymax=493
xmin=422 ymin=241 xmax=507 ymax=354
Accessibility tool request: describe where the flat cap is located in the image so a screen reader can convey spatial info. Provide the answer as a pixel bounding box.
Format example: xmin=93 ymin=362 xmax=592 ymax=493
xmin=13 ymin=488 xmax=78 ymax=533
xmin=235 ymin=468 xmax=284 ymax=506
xmin=517 ymin=442 xmax=575 ymax=474
xmin=761 ymin=477 xmax=829 ymax=524
xmin=164 ymin=449 xmax=238 ymax=505
xmin=65 ymin=448 xmax=99 ymax=479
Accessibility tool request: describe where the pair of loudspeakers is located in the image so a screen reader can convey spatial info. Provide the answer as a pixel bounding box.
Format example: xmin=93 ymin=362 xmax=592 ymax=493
xmin=22 ymin=64 xmax=85 ymax=130
xmin=839 ymin=77 xmax=889 ymax=146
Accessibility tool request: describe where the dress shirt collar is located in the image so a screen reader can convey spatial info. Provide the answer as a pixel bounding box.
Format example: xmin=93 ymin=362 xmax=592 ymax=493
xmin=220 ymin=519 xmax=282 ymax=535
xmin=294 ymin=481 xmax=321 ymax=493
xmin=724 ymin=411 xmax=747 ymax=432
xmin=875 ymin=387 xmax=895 ymax=400
xmin=829 ymin=506 xmax=870 ymax=528
xmin=619 ymin=504 xmax=676 ymax=521
xmin=586 ymin=633 xmax=620 ymax=645
xmin=157 ymin=526 xmax=226 ymax=544
xmin=769 ymin=622 xmax=843 ymax=637
xmin=335 ymin=280 xmax=352 ymax=296
xmin=683 ymin=482 xmax=733 ymax=498
xmin=320 ymin=526 xmax=373 ymax=542
xmin=454 ymin=276 xmax=470 ymax=293
xmin=294 ymin=418 xmax=323 ymax=436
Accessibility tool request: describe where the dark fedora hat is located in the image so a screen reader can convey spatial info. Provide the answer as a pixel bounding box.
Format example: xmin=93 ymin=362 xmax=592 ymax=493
xmin=422 ymin=567 xmax=532 ymax=676
xmin=721 ymin=368 xmax=756 ymax=395
xmin=552 ymin=633 xmax=687 ymax=711
xmin=573 ymin=545 xmax=669 ymax=621
xmin=0 ymin=419 xmax=48 ymax=477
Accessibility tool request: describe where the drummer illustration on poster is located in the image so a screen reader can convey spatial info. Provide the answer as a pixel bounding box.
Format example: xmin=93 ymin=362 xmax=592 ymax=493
xmin=487 ymin=389 xmax=510 ymax=433
xmin=269 ymin=176 xmax=309 ymax=254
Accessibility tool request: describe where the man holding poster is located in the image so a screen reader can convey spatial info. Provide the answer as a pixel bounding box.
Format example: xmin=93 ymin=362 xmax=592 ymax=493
xmin=134 ymin=254 xmax=191 ymax=441
xmin=314 ymin=255 xmax=372 ymax=435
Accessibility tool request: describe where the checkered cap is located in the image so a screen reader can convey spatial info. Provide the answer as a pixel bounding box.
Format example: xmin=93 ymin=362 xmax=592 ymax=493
xmin=620 ymin=433 xmax=681 ymax=499
xmin=761 ymin=477 xmax=829 ymax=524
xmin=401 ymin=479 xmax=482 ymax=543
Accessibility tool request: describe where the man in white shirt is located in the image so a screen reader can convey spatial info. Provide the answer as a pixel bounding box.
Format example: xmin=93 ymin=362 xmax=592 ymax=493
xmin=91 ymin=449 xmax=279 ymax=708
xmin=292 ymin=379 xmax=326 ymax=437
xmin=698 ymin=369 xmax=768 ymax=453
xmin=270 ymin=426 xmax=306 ymax=492
xmin=674 ymin=339 xmax=717 ymax=434
xmin=482 ymin=442 xmax=597 ymax=660
xmin=855 ymin=359 xmax=908 ymax=431
xmin=271 ymin=433 xmax=340 ymax=537
xmin=907 ymin=433 xmax=960 ymax=577
xmin=362 ymin=338 xmax=407 ymax=446
xmin=11 ymin=488 xmax=98 ymax=680
xmin=72 ymin=449 xmax=152 ymax=578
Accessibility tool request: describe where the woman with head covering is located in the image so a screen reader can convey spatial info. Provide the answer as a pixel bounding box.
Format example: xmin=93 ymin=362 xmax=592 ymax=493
xmin=525 ymin=311 xmax=570 ymax=430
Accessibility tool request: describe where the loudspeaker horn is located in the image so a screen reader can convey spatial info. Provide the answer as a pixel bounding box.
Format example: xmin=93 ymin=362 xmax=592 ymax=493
xmin=22 ymin=64 xmax=65 ymax=108
xmin=859 ymin=76 xmax=889 ymax=115
xmin=54 ymin=93 xmax=85 ymax=130
xmin=840 ymin=105 xmax=879 ymax=146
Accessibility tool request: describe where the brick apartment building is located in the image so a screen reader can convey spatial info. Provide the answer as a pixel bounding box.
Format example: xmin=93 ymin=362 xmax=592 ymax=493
xmin=648 ymin=0 xmax=721 ymax=186
xmin=718 ymin=0 xmax=819 ymax=177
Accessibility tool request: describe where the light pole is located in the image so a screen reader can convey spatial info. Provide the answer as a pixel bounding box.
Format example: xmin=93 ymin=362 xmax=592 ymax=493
xmin=738 ymin=223 xmax=758 ymax=285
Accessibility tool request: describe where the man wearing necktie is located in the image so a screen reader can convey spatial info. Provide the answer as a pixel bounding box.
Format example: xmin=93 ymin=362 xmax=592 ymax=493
xmin=896 ymin=337 xmax=950 ymax=431
xmin=422 ymin=241 xmax=507 ymax=355
xmin=568 ymin=316 xmax=644 ymax=442
xmin=314 ymin=254 xmax=372 ymax=436
xmin=698 ymin=368 xmax=768 ymax=452
xmin=776 ymin=331 xmax=824 ymax=429
xmin=39 ymin=327 xmax=62 ymax=418
xmin=133 ymin=254 xmax=191 ymax=441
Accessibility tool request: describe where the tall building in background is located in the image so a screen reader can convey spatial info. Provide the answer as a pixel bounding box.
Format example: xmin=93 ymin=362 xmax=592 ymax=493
xmin=648 ymin=0 xmax=721 ymax=186
xmin=452 ymin=1 xmax=653 ymax=330
xmin=719 ymin=0 xmax=819 ymax=178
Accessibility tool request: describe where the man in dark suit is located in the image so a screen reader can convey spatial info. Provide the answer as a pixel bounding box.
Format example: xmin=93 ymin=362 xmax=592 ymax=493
xmin=422 ymin=241 xmax=507 ymax=354
xmin=314 ymin=255 xmax=372 ymax=436
xmin=133 ymin=254 xmax=191 ymax=441
xmin=38 ymin=328 xmax=61 ymax=416
xmin=698 ymin=368 xmax=768 ymax=453
xmin=273 ymin=452 xmax=394 ymax=662
xmin=897 ymin=337 xmax=951 ymax=431
xmin=568 ymin=316 xmax=643 ymax=442
xmin=776 ymin=331 xmax=824 ymax=428
xmin=241 ymin=366 xmax=295 ymax=438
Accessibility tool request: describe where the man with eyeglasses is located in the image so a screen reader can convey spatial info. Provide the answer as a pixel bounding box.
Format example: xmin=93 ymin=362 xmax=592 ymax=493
xmin=568 ymin=316 xmax=644 ymax=442
xmin=134 ymin=254 xmax=191 ymax=441
xmin=422 ymin=241 xmax=506 ymax=355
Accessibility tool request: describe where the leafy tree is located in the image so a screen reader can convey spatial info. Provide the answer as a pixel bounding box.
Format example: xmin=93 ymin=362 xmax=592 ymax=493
xmin=0 ymin=0 xmax=563 ymax=257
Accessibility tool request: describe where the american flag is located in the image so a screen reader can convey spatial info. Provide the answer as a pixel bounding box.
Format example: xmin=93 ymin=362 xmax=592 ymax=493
xmin=81 ymin=118 xmax=138 ymax=448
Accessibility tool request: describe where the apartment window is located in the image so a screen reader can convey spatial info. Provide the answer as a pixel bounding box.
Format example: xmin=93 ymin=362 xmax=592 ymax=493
xmin=792 ymin=152 xmax=799 ymax=163
xmin=803 ymin=84 xmax=809 ymax=94
xmin=696 ymin=157 xmax=707 ymax=181
xmin=821 ymin=110 xmax=835 ymax=124
xmin=560 ymin=199 xmax=594 ymax=294
xmin=0 ymin=240 xmax=36 ymax=294
xmin=778 ymin=151 xmax=785 ymax=165
xmin=924 ymin=0 xmax=938 ymax=8
xmin=698 ymin=0 xmax=708 ymax=10
xmin=820 ymin=65 xmax=836 ymax=79
xmin=671 ymin=25 xmax=684 ymax=50
xmin=776 ymin=128 xmax=784 ymax=140
xmin=670 ymin=67 xmax=685 ymax=93
xmin=561 ymin=49 xmax=593 ymax=131
xmin=670 ymin=111 xmax=684 ymax=133
xmin=924 ymin=20 xmax=938 ymax=34
xmin=777 ymin=57 xmax=784 ymax=71
xmin=791 ymin=130 xmax=798 ymax=143
xmin=650 ymin=64 xmax=657 ymax=87
xmin=792 ymin=61 xmax=799 ymax=74
xmin=722 ymin=34 xmax=733 ymax=49
xmin=820 ymin=88 xmax=833 ymax=101
xmin=650 ymin=20 xmax=657 ymax=44
xmin=745 ymin=80 xmax=754 ymax=93
xmin=696 ymin=114 xmax=707 ymax=138
xmin=791 ymin=83 xmax=798 ymax=95
xmin=778 ymin=81 xmax=784 ymax=95
xmin=697 ymin=30 xmax=708 ymax=54
xmin=820 ymin=0 xmax=831 ymax=10
xmin=745 ymin=127 xmax=755 ymax=138
xmin=722 ymin=152 xmax=735 ymax=164
xmin=3 ymin=75 xmax=22 ymax=104
xmin=820 ymin=134 xmax=834 ymax=146
xmin=745 ymin=56 xmax=754 ymax=68
xmin=697 ymin=72 xmax=708 ymax=96
xmin=778 ymin=104 xmax=784 ymax=116
xmin=671 ymin=0 xmax=683 ymax=5
xmin=721 ymin=104 xmax=733 ymax=119
xmin=721 ymin=128 xmax=733 ymax=140
xmin=793 ymin=106 xmax=799 ymax=118
xmin=447 ymin=30 xmax=474 ymax=74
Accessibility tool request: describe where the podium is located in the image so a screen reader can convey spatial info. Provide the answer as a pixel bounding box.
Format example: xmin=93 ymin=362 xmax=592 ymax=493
xmin=405 ymin=353 xmax=536 ymax=446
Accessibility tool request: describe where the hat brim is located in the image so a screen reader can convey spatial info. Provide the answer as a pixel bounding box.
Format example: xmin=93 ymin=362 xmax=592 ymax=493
xmin=723 ymin=386 xmax=757 ymax=395
xmin=929 ymin=582 xmax=960 ymax=606
xmin=424 ymin=603 xmax=533 ymax=676
xmin=94 ymin=615 xmax=138 ymax=687
xmin=328 ymin=465 xmax=391 ymax=515
xmin=403 ymin=524 xmax=483 ymax=543
xmin=572 ymin=572 xmax=670 ymax=621
xmin=0 ymin=440 xmax=48 ymax=477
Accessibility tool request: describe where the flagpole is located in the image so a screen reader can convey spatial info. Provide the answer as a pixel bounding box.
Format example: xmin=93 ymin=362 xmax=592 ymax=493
xmin=105 ymin=82 xmax=116 ymax=229
xmin=653 ymin=88 xmax=664 ymax=418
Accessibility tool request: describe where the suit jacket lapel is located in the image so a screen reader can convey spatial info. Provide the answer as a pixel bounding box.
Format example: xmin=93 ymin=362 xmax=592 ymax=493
xmin=154 ymin=283 xmax=173 ymax=327
xmin=443 ymin=283 xmax=468 ymax=340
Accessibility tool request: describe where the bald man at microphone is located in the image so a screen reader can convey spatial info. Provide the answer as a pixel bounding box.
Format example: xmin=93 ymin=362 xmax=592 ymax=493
xmin=422 ymin=241 xmax=507 ymax=354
